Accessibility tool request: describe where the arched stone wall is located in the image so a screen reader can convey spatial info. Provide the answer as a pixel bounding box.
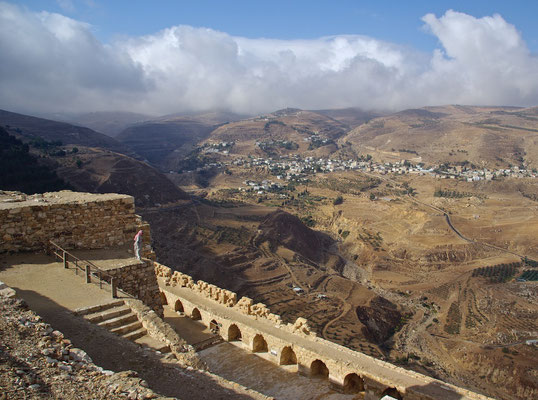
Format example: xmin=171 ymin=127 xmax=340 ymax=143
xmin=157 ymin=284 xmax=493 ymax=400
xmin=174 ymin=299 xmax=184 ymax=312
xmin=343 ymin=373 xmax=365 ymax=394
xmin=252 ymin=334 xmax=268 ymax=352
xmin=227 ymin=324 xmax=242 ymax=341
xmin=279 ymin=346 xmax=297 ymax=365
xmin=191 ymin=307 xmax=202 ymax=320
xmin=310 ymin=359 xmax=329 ymax=378
xmin=210 ymin=319 xmax=220 ymax=334
xmin=160 ymin=291 xmax=168 ymax=305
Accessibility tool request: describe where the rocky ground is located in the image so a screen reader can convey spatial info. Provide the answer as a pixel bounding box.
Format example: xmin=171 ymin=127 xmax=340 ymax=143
xmin=0 ymin=295 xmax=164 ymax=400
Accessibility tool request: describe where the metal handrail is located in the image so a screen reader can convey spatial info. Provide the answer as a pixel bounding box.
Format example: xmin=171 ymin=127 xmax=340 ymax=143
xmin=48 ymin=240 xmax=132 ymax=299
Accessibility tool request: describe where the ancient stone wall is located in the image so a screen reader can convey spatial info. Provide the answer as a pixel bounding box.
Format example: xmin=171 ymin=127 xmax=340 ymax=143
xmin=154 ymin=263 xmax=314 ymax=334
xmin=124 ymin=298 xmax=205 ymax=369
xmin=106 ymin=261 xmax=163 ymax=315
xmin=155 ymin=262 xmax=493 ymax=400
xmin=0 ymin=191 xmax=140 ymax=253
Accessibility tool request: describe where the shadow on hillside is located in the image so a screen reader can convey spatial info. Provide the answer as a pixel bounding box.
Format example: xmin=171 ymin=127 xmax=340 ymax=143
xmin=12 ymin=288 xmax=262 ymax=400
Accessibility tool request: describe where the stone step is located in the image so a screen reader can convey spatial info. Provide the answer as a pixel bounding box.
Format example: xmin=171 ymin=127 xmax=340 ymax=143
xmin=110 ymin=320 xmax=143 ymax=336
xmin=74 ymin=300 xmax=125 ymax=316
xmin=98 ymin=312 xmax=138 ymax=329
xmin=85 ymin=306 xmax=132 ymax=324
xmin=122 ymin=327 xmax=147 ymax=341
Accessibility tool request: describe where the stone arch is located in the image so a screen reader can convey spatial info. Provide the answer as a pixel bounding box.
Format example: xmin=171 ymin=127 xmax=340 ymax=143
xmin=380 ymin=387 xmax=403 ymax=400
xmin=310 ymin=359 xmax=329 ymax=378
xmin=227 ymin=324 xmax=242 ymax=341
xmin=209 ymin=319 xmax=220 ymax=334
xmin=343 ymin=373 xmax=364 ymax=394
xmin=174 ymin=299 xmax=184 ymax=312
xmin=159 ymin=292 xmax=168 ymax=305
xmin=279 ymin=346 xmax=297 ymax=365
xmin=252 ymin=334 xmax=268 ymax=352
xmin=191 ymin=307 xmax=201 ymax=320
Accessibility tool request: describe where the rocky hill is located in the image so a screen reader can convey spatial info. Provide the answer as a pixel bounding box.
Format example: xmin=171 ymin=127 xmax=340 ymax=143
xmin=0 ymin=127 xmax=71 ymax=194
xmin=0 ymin=111 xmax=189 ymax=207
xmin=313 ymin=107 xmax=383 ymax=129
xmin=254 ymin=209 xmax=339 ymax=266
xmin=205 ymin=109 xmax=348 ymax=158
xmin=117 ymin=120 xmax=215 ymax=171
xmin=0 ymin=109 xmax=131 ymax=156
xmin=53 ymin=146 xmax=190 ymax=207
xmin=342 ymin=105 xmax=538 ymax=168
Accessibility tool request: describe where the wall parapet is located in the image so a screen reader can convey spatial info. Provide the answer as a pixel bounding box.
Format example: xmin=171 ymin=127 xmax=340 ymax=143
xmin=155 ymin=262 xmax=494 ymax=400
xmin=106 ymin=261 xmax=163 ymax=315
xmin=154 ymin=263 xmax=315 ymax=337
xmin=0 ymin=191 xmax=140 ymax=253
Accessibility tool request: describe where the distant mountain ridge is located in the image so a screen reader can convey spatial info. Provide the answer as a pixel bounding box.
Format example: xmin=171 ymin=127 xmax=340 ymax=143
xmin=0 ymin=109 xmax=189 ymax=207
xmin=0 ymin=109 xmax=132 ymax=156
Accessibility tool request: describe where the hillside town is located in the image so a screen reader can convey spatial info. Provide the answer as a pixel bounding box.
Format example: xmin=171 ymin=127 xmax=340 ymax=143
xmin=181 ymin=145 xmax=538 ymax=189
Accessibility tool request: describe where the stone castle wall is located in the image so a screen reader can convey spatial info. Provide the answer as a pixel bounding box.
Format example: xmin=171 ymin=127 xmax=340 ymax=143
xmin=107 ymin=261 xmax=163 ymax=315
xmin=0 ymin=190 xmax=161 ymax=313
xmin=0 ymin=191 xmax=140 ymax=253
xmin=155 ymin=263 xmax=493 ymax=400
xmin=155 ymin=263 xmax=315 ymax=335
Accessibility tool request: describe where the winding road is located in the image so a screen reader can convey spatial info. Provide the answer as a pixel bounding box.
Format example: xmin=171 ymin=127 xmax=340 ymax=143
xmin=361 ymin=171 xmax=525 ymax=259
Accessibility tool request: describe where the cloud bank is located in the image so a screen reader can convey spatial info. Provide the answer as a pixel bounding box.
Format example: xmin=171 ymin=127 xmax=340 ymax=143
xmin=1 ymin=2 xmax=537 ymax=116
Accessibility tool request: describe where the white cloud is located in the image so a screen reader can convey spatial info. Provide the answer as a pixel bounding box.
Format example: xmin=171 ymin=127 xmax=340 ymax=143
xmin=0 ymin=3 xmax=537 ymax=116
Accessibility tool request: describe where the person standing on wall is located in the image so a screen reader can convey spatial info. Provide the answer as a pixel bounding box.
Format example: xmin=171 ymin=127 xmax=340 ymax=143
xmin=134 ymin=230 xmax=143 ymax=260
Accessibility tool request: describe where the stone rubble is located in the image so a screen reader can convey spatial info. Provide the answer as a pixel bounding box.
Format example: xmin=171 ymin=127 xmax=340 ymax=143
xmin=0 ymin=295 xmax=171 ymax=400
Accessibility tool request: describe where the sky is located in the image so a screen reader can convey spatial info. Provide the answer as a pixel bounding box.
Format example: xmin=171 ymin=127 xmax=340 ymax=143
xmin=1 ymin=0 xmax=538 ymax=116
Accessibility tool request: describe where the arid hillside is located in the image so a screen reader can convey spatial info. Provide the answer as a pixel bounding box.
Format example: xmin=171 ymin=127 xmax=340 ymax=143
xmin=0 ymin=112 xmax=189 ymax=207
xmin=3 ymin=106 xmax=538 ymax=400
xmin=193 ymin=162 xmax=538 ymax=400
xmin=205 ymin=108 xmax=349 ymax=158
xmin=342 ymin=105 xmax=538 ymax=168
xmin=0 ymin=109 xmax=131 ymax=155
xmin=53 ymin=146 xmax=190 ymax=207
xmin=313 ymin=107 xmax=383 ymax=129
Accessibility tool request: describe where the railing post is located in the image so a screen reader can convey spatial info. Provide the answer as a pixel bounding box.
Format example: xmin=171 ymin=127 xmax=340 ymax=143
xmin=111 ymin=278 xmax=117 ymax=298
xmin=85 ymin=265 xmax=91 ymax=283
xmin=63 ymin=251 xmax=68 ymax=269
xmin=75 ymin=260 xmax=78 ymax=275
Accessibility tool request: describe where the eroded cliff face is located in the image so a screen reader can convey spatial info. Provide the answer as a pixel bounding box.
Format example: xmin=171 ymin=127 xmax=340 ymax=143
xmin=254 ymin=209 xmax=336 ymax=264
xmin=356 ymin=296 xmax=403 ymax=344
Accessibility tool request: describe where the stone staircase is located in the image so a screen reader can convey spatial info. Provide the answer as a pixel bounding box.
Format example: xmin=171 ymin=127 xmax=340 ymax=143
xmin=75 ymin=300 xmax=171 ymax=354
